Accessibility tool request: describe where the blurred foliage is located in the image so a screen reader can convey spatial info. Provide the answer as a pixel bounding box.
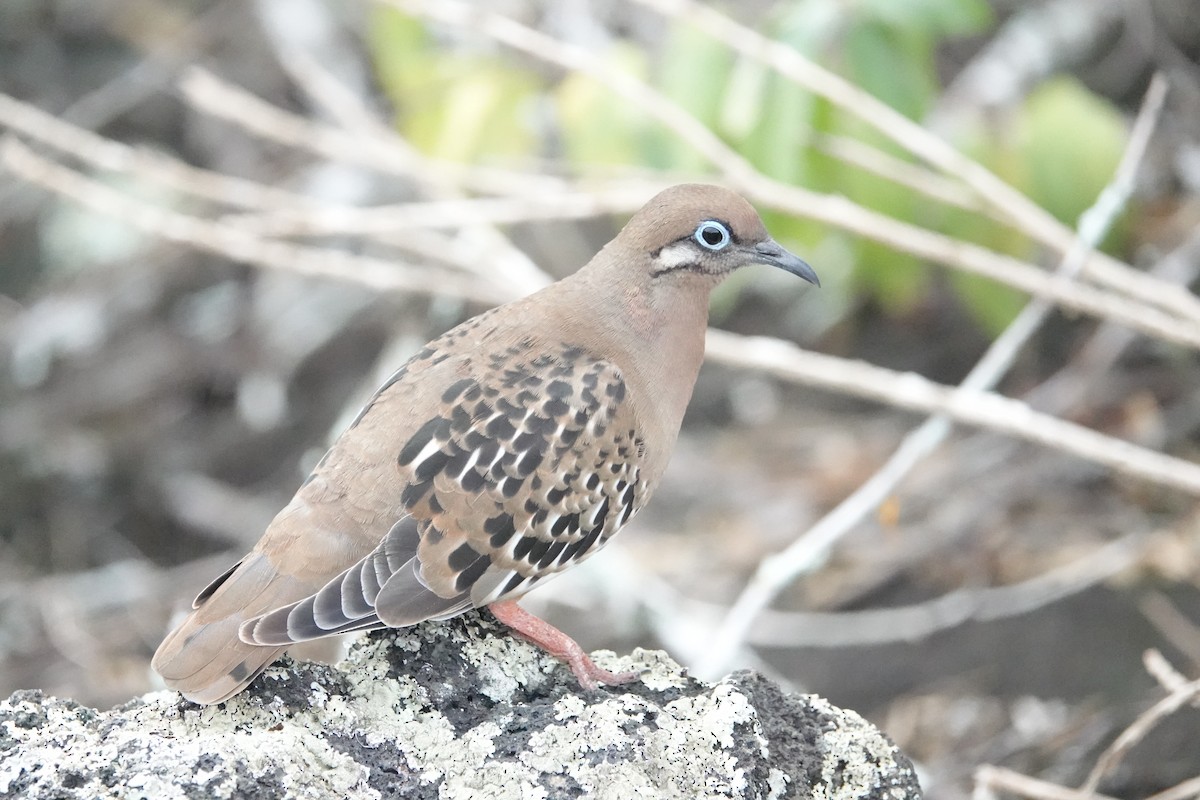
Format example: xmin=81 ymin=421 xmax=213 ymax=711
xmin=367 ymin=0 xmax=1130 ymax=336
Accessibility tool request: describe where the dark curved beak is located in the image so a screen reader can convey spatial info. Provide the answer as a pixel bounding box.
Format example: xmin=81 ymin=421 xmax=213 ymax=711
xmin=754 ymin=239 xmax=820 ymax=287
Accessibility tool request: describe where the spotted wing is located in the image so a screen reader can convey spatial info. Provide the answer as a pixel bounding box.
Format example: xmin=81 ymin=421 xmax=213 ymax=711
xmin=241 ymin=342 xmax=648 ymax=645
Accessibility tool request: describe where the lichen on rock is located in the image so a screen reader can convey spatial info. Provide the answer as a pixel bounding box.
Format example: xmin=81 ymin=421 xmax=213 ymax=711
xmin=0 ymin=612 xmax=921 ymax=799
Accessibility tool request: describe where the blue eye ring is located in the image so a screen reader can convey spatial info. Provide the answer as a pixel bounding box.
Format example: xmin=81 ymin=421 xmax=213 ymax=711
xmin=694 ymin=220 xmax=731 ymax=251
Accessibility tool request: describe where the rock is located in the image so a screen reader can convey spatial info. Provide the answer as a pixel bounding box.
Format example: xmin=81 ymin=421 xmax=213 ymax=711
xmin=0 ymin=613 xmax=921 ymax=799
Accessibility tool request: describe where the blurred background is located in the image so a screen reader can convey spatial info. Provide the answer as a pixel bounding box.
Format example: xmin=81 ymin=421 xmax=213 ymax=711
xmin=2 ymin=0 xmax=1200 ymax=797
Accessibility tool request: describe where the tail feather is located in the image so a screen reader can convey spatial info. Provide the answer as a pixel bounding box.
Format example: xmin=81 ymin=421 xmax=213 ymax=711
xmin=152 ymin=551 xmax=315 ymax=705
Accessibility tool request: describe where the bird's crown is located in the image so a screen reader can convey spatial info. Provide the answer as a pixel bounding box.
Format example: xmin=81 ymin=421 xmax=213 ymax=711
xmin=616 ymin=184 xmax=768 ymax=255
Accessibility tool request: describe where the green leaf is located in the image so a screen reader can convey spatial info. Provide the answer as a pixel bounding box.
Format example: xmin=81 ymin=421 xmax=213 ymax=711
xmin=421 ymin=63 xmax=540 ymax=161
xmin=948 ymin=272 xmax=1028 ymax=336
xmin=1019 ymin=77 xmax=1128 ymax=231
xmin=851 ymin=239 xmax=930 ymax=314
xmin=774 ymin=0 xmax=845 ymax=54
xmin=367 ymin=8 xmax=539 ymax=162
xmin=658 ymin=24 xmax=734 ymax=132
xmin=859 ymin=0 xmax=993 ymax=36
xmin=557 ymin=47 xmax=651 ymax=167
xmin=739 ymin=71 xmax=816 ymax=185
xmin=366 ymin=6 xmax=436 ymax=117
xmin=843 ymin=20 xmax=934 ymax=119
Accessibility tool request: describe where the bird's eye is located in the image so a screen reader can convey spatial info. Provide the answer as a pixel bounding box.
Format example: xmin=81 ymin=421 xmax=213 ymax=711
xmin=694 ymin=220 xmax=731 ymax=251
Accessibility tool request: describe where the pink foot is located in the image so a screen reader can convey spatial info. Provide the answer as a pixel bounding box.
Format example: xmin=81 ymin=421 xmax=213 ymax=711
xmin=489 ymin=600 xmax=641 ymax=690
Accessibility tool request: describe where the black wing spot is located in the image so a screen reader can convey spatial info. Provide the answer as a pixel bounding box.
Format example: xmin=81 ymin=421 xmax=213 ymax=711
xmin=559 ymin=538 xmax=586 ymax=565
xmin=455 ymin=554 xmax=492 ymax=593
xmin=516 ymin=449 xmax=544 ymax=477
xmin=546 ymin=380 xmax=572 ymax=399
xmin=526 ymin=539 xmax=551 ymax=563
xmin=460 ymin=468 xmax=486 ymax=493
xmin=591 ymin=499 xmax=610 ymax=532
xmin=485 ymin=514 xmax=518 ymax=548
xmin=539 ymin=541 xmax=568 ymax=568
xmin=414 ymin=449 xmax=451 ymax=483
xmin=441 ymin=378 xmax=476 ymax=404
xmin=577 ymin=520 xmax=604 ymax=553
xmin=444 ymin=450 xmax=472 ymax=480
xmin=398 ymin=417 xmax=445 ymax=466
xmin=513 ymin=536 xmax=535 ymax=560
xmin=486 ymin=415 xmax=518 ymax=440
xmin=544 ymin=398 xmax=570 ymax=418
xmin=551 ymin=513 xmax=579 ymax=538
xmin=448 ymin=542 xmax=479 ymax=572
xmin=401 ymin=480 xmax=431 ymax=508
xmin=514 ymin=431 xmax=541 ymax=452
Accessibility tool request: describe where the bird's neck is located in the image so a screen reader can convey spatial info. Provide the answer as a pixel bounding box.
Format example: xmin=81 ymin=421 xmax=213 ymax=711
xmin=552 ymin=270 xmax=712 ymax=462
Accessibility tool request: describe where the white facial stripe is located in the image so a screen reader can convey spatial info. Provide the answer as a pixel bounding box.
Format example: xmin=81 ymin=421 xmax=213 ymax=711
xmin=653 ymin=240 xmax=699 ymax=273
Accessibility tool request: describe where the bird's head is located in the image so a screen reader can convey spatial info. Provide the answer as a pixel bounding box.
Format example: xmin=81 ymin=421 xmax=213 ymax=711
xmin=611 ymin=184 xmax=819 ymax=287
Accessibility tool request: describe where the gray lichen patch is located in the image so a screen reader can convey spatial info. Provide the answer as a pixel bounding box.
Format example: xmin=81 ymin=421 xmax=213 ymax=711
xmin=1 ymin=612 xmax=921 ymax=799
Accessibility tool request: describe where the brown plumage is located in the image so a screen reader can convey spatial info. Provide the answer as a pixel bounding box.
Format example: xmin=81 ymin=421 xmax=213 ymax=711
xmin=152 ymin=184 xmax=818 ymax=704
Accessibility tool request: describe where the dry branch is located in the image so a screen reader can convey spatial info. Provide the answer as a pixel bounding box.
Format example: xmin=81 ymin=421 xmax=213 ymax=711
xmin=698 ymin=73 xmax=1173 ymax=677
xmin=383 ymin=0 xmax=1200 ymax=352
xmin=745 ymin=534 xmax=1144 ymax=647
xmin=0 ymin=138 xmax=508 ymax=306
xmin=631 ymin=0 xmax=1200 ymax=326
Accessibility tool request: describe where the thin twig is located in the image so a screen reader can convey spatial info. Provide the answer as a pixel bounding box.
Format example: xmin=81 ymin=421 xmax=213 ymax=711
xmin=221 ymin=189 xmax=656 ymax=236
xmin=632 ymin=0 xmax=1200 ymax=326
xmin=383 ymin=0 xmax=1200 ymax=351
xmin=975 ymin=765 xmax=1121 ymax=800
xmin=1144 ymin=775 xmax=1200 ymax=800
xmin=745 ymin=534 xmax=1143 ymax=647
xmin=0 ymin=138 xmax=508 ymax=306
xmin=32 ymin=62 xmax=1187 ymax=347
xmin=747 ymin=178 xmax=1200 ymax=350
xmin=273 ymin=48 xmax=552 ymax=295
xmin=180 ymin=67 xmax=569 ymax=201
xmin=0 ymin=0 xmax=232 ymax=216
xmin=9 ymin=131 xmax=1200 ymax=499
xmin=698 ymin=72 xmax=1171 ymax=678
xmin=1027 ymin=226 xmax=1200 ymax=415
xmin=703 ymin=332 xmax=1200 ymax=491
xmin=1140 ymin=591 xmax=1200 ymax=670
xmin=813 ymin=132 xmax=984 ymax=212
xmin=1142 ymin=649 xmax=1192 ymax=697
xmin=0 ymin=91 xmax=317 ymax=211
xmin=1081 ymin=678 xmax=1200 ymax=794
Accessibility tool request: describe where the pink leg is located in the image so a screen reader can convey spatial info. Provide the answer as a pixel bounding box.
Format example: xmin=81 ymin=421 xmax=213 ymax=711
xmin=489 ymin=600 xmax=641 ymax=690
